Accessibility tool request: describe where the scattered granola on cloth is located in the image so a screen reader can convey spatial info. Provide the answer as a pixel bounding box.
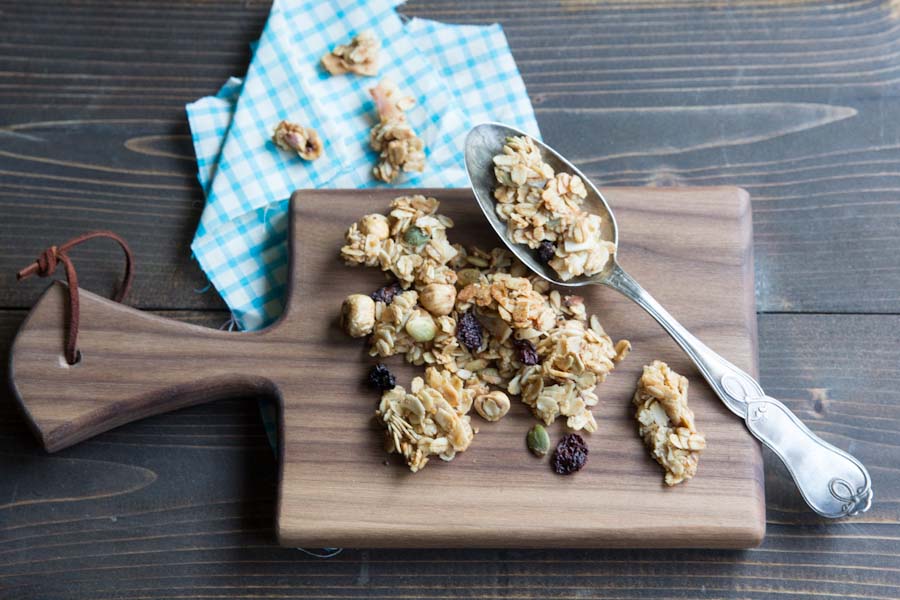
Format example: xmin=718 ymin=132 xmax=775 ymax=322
xmin=321 ymin=30 xmax=380 ymax=76
xmin=369 ymin=79 xmax=426 ymax=182
xmin=272 ymin=120 xmax=323 ymax=160
xmin=492 ymin=135 xmax=616 ymax=281
xmin=633 ymin=360 xmax=706 ymax=485
xmin=340 ymin=194 xmax=630 ymax=471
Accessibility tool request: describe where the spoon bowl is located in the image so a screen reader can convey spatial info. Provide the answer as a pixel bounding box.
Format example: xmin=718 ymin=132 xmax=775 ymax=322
xmin=463 ymin=122 xmax=873 ymax=519
xmin=464 ymin=122 xmax=618 ymax=286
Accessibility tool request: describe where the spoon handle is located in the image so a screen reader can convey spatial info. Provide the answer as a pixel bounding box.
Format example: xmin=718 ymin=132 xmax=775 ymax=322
xmin=604 ymin=265 xmax=872 ymax=518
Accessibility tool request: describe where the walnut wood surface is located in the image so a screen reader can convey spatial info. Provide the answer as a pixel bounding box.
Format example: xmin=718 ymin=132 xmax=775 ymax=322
xmin=2 ymin=0 xmax=899 ymax=597
xmin=9 ymin=187 xmax=764 ymax=548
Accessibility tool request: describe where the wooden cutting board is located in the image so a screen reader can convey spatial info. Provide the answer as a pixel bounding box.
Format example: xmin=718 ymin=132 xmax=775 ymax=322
xmin=10 ymin=187 xmax=765 ymax=548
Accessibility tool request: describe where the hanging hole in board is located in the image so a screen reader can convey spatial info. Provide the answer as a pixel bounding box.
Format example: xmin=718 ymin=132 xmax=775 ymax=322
xmin=59 ymin=350 xmax=82 ymax=368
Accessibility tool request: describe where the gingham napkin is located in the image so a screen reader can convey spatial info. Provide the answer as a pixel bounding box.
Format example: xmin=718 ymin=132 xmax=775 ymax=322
xmin=187 ymin=0 xmax=539 ymax=330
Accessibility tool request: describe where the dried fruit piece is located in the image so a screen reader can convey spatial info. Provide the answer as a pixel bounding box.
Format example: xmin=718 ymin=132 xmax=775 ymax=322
xmin=371 ymin=281 xmax=403 ymax=305
xmin=552 ymin=433 xmax=588 ymax=474
xmin=321 ymin=30 xmax=380 ymax=76
xmin=367 ymin=364 xmax=396 ymax=391
xmin=456 ymin=310 xmax=484 ymax=352
xmin=272 ymin=120 xmax=323 ymax=161
xmin=537 ymin=240 xmax=556 ymax=264
xmin=526 ymin=424 xmax=550 ymax=457
xmin=403 ymin=225 xmax=430 ymax=247
xmin=513 ymin=338 xmax=539 ymax=366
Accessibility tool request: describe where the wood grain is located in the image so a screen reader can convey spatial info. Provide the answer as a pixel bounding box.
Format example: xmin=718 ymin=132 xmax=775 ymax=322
xmin=1 ymin=311 xmax=897 ymax=597
xmin=1 ymin=0 xmax=899 ymax=597
xmin=3 ymin=0 xmax=900 ymax=312
xmin=9 ymin=187 xmax=764 ymax=548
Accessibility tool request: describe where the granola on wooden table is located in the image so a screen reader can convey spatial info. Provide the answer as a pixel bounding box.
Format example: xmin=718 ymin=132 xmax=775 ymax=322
xmin=491 ymin=135 xmax=616 ymax=281
xmin=340 ymin=194 xmax=630 ymax=471
xmin=633 ymin=360 xmax=706 ymax=485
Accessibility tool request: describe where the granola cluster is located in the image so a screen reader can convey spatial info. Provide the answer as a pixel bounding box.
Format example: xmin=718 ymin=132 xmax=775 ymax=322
xmin=340 ymin=195 xmax=457 ymax=289
xmin=321 ymin=30 xmax=380 ymax=76
xmin=633 ymin=361 xmax=706 ymax=485
xmin=340 ymin=195 xmax=629 ymax=471
xmin=272 ymin=120 xmax=323 ymax=161
xmin=379 ymin=367 xmax=475 ymax=472
xmin=369 ymin=79 xmax=426 ymax=182
xmin=492 ymin=136 xmax=615 ymax=281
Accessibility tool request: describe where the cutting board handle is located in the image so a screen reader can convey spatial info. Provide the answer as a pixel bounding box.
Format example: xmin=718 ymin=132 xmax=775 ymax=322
xmin=9 ymin=282 xmax=277 ymax=452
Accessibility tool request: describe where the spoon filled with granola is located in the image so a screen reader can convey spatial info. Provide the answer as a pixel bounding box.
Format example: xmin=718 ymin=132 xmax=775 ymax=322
xmin=465 ymin=122 xmax=872 ymax=519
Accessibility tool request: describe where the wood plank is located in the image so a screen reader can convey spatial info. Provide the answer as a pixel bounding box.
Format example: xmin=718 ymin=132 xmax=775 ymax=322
xmin=8 ymin=187 xmax=764 ymax=548
xmin=1 ymin=0 xmax=900 ymax=312
xmin=1 ymin=0 xmax=898 ymax=596
xmin=1 ymin=311 xmax=896 ymax=597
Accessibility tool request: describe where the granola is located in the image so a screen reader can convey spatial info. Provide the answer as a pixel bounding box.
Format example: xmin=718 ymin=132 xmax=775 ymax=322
xmin=340 ymin=195 xmax=458 ymax=289
xmin=321 ymin=30 xmax=380 ymax=76
xmin=369 ymin=79 xmax=426 ymax=182
xmin=378 ymin=367 xmax=475 ymax=472
xmin=633 ymin=361 xmax=706 ymax=485
xmin=340 ymin=195 xmax=630 ymax=471
xmin=272 ymin=120 xmax=323 ymax=161
xmin=492 ymin=135 xmax=615 ymax=281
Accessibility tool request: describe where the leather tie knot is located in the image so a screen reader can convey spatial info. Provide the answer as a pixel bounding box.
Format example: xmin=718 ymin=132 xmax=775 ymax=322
xmin=35 ymin=246 xmax=60 ymax=277
xmin=17 ymin=231 xmax=135 ymax=365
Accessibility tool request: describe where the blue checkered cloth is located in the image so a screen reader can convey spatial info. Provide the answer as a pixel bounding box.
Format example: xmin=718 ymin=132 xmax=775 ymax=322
xmin=187 ymin=0 xmax=539 ymax=330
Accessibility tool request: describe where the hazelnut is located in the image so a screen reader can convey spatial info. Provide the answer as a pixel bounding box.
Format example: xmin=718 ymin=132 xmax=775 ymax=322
xmin=474 ymin=391 xmax=511 ymax=422
xmin=341 ymin=294 xmax=376 ymax=338
xmin=405 ymin=312 xmax=437 ymax=342
xmin=418 ymin=283 xmax=457 ymax=316
xmin=359 ymin=214 xmax=390 ymax=241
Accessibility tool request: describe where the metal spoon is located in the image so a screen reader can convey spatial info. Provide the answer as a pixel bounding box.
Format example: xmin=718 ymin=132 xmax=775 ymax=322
xmin=465 ymin=122 xmax=872 ymax=518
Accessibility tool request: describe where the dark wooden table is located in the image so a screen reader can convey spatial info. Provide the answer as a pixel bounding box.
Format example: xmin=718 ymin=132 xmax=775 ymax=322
xmin=2 ymin=1 xmax=898 ymax=598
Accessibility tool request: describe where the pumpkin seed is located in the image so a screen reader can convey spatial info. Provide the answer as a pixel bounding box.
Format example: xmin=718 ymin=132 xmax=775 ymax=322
xmin=526 ymin=424 xmax=550 ymax=457
xmin=403 ymin=226 xmax=430 ymax=247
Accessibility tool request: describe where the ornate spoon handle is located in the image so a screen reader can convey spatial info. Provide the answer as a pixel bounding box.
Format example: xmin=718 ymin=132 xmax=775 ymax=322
xmin=604 ymin=264 xmax=872 ymax=518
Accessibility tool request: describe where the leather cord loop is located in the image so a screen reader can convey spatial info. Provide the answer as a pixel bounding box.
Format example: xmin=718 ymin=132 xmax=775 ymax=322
xmin=17 ymin=231 xmax=134 ymax=365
